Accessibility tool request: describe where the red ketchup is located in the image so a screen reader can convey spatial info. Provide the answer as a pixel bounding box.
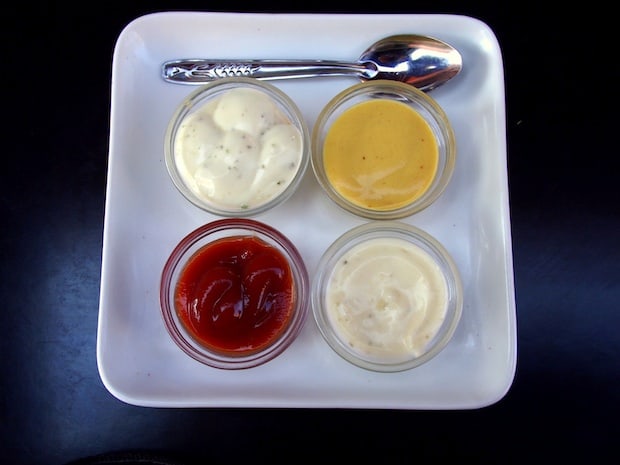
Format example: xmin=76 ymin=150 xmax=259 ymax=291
xmin=174 ymin=235 xmax=295 ymax=356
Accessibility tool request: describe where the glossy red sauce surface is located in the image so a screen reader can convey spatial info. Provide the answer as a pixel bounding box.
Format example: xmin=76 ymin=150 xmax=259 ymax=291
xmin=175 ymin=235 xmax=295 ymax=355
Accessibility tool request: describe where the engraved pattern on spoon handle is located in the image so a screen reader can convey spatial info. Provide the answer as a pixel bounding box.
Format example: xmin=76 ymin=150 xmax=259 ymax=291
xmin=162 ymin=59 xmax=370 ymax=84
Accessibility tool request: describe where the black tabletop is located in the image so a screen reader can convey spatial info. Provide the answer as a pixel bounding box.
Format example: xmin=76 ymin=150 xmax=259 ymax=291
xmin=1 ymin=3 xmax=618 ymax=465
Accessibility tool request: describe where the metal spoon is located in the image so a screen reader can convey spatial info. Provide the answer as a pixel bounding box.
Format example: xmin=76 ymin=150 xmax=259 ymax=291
xmin=162 ymin=34 xmax=462 ymax=92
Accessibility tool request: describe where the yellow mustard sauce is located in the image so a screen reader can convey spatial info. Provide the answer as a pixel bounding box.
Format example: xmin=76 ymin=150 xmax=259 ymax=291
xmin=323 ymin=99 xmax=438 ymax=211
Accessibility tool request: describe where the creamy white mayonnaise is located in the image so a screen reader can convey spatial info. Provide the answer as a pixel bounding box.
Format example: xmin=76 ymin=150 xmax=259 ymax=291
xmin=174 ymin=87 xmax=303 ymax=211
xmin=325 ymin=237 xmax=448 ymax=362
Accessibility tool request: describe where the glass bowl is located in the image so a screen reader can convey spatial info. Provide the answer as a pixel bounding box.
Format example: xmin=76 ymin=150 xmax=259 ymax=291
xmin=164 ymin=77 xmax=310 ymax=217
xmin=311 ymin=80 xmax=456 ymax=219
xmin=160 ymin=218 xmax=310 ymax=369
xmin=312 ymin=221 xmax=463 ymax=372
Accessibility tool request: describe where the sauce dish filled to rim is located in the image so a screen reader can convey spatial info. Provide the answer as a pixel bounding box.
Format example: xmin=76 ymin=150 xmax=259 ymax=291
xmin=160 ymin=218 xmax=310 ymax=369
xmin=312 ymin=221 xmax=463 ymax=372
xmin=165 ymin=77 xmax=310 ymax=217
xmin=311 ymin=80 xmax=456 ymax=220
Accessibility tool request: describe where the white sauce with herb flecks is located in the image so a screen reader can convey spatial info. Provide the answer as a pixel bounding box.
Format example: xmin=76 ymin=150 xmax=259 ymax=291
xmin=174 ymin=87 xmax=303 ymax=211
xmin=325 ymin=237 xmax=448 ymax=362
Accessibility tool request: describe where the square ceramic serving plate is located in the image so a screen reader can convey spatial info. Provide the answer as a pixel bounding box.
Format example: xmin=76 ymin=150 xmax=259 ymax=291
xmin=97 ymin=11 xmax=516 ymax=409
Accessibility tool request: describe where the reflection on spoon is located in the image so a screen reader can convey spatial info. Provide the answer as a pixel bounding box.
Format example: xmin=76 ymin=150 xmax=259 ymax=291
xmin=162 ymin=34 xmax=462 ymax=92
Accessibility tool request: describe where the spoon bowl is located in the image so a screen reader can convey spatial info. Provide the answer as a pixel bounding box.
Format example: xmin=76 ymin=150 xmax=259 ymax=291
xmin=358 ymin=35 xmax=462 ymax=91
xmin=162 ymin=34 xmax=462 ymax=92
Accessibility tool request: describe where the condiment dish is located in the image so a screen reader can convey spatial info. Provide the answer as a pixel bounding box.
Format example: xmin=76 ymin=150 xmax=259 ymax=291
xmin=160 ymin=218 xmax=310 ymax=369
xmin=164 ymin=77 xmax=310 ymax=217
xmin=312 ymin=221 xmax=463 ymax=372
xmin=311 ymin=80 xmax=456 ymax=219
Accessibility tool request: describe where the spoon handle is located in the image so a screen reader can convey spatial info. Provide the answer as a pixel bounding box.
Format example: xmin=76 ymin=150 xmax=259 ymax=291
xmin=162 ymin=59 xmax=370 ymax=84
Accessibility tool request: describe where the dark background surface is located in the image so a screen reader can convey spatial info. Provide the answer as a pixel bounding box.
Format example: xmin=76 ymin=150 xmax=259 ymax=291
xmin=1 ymin=2 xmax=618 ymax=464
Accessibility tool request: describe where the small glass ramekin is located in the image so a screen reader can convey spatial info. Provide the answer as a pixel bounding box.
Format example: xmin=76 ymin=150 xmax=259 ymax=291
xmin=164 ymin=77 xmax=310 ymax=217
xmin=311 ymin=80 xmax=456 ymax=220
xmin=160 ymin=218 xmax=310 ymax=369
xmin=312 ymin=221 xmax=463 ymax=372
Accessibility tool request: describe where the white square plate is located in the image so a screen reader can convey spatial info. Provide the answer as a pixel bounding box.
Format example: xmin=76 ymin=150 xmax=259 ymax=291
xmin=97 ymin=11 xmax=516 ymax=409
